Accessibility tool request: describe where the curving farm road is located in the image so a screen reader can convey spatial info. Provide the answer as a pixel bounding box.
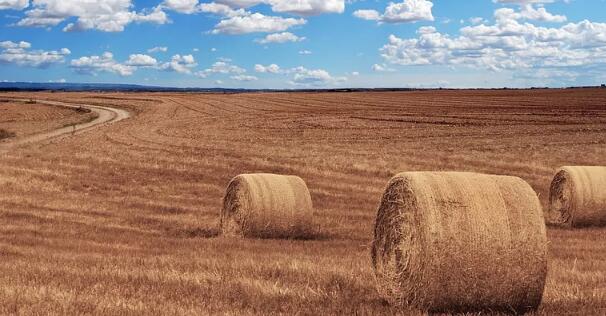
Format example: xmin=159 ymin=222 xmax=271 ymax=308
xmin=0 ymin=99 xmax=130 ymax=152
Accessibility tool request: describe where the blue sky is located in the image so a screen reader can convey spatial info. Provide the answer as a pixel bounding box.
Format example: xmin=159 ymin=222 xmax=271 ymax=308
xmin=1 ymin=0 xmax=605 ymax=88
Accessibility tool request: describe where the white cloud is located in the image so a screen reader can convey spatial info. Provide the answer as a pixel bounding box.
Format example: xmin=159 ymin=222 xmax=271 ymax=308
xmin=0 ymin=40 xmax=30 ymax=49
xmin=148 ymin=46 xmax=168 ymax=53
xmin=0 ymin=40 xmax=70 ymax=68
xmin=163 ymin=0 xmax=345 ymax=17
xmin=161 ymin=54 xmax=197 ymax=74
xmin=206 ymin=60 xmax=245 ymax=74
xmin=493 ymin=0 xmax=556 ymax=4
xmin=269 ymin=0 xmax=344 ymax=16
xmin=199 ymin=2 xmax=247 ymax=17
xmin=353 ymin=9 xmax=381 ymax=21
xmin=231 ymin=74 xmax=258 ymax=81
xmin=289 ymin=66 xmax=346 ymax=86
xmin=255 ymin=32 xmax=305 ymax=44
xmin=469 ymin=17 xmax=486 ymax=25
xmin=125 ymin=54 xmax=158 ymax=67
xmin=254 ymin=63 xmax=281 ymax=73
xmin=162 ymin=0 xmax=199 ymax=14
xmin=215 ymin=0 xmax=263 ymax=8
xmin=353 ymin=0 xmax=434 ymax=24
xmin=70 ymin=52 xmax=135 ymax=76
xmin=0 ymin=0 xmax=28 ymax=10
xmin=215 ymin=0 xmax=344 ymax=16
xmin=299 ymin=50 xmax=312 ymax=55
xmin=16 ymin=0 xmax=168 ymax=32
xmin=253 ymin=64 xmax=346 ymax=86
xmin=372 ymin=63 xmax=394 ymax=72
xmin=378 ymin=6 xmax=606 ymax=73
xmin=196 ymin=59 xmax=247 ymax=78
xmin=210 ymin=12 xmax=306 ymax=34
xmin=518 ymin=4 xmax=566 ymax=23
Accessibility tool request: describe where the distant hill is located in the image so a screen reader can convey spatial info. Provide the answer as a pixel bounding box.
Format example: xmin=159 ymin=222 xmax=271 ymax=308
xmin=0 ymin=82 xmax=245 ymax=93
xmin=1 ymin=81 xmax=604 ymax=93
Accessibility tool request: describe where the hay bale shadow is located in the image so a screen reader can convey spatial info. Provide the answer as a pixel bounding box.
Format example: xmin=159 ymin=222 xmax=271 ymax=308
xmin=174 ymin=227 xmax=221 ymax=239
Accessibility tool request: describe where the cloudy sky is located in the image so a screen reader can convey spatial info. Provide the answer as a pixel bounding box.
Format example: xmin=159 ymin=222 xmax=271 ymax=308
xmin=1 ymin=0 xmax=605 ymax=88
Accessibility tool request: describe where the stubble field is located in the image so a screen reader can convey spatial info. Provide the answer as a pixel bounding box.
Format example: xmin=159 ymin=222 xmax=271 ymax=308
xmin=0 ymin=89 xmax=605 ymax=315
xmin=0 ymin=99 xmax=97 ymax=140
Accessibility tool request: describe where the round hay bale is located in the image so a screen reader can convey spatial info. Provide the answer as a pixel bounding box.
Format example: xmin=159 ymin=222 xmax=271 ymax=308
xmin=371 ymin=172 xmax=548 ymax=313
xmin=549 ymin=166 xmax=606 ymax=227
xmin=221 ymin=173 xmax=314 ymax=238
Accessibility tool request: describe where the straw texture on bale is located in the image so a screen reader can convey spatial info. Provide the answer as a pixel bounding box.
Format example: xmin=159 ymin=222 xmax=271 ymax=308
xmin=221 ymin=173 xmax=314 ymax=238
xmin=371 ymin=172 xmax=548 ymax=313
xmin=549 ymin=166 xmax=606 ymax=227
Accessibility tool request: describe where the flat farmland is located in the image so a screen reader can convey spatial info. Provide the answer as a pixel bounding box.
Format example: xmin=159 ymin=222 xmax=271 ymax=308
xmin=0 ymin=99 xmax=97 ymax=139
xmin=0 ymin=89 xmax=605 ymax=315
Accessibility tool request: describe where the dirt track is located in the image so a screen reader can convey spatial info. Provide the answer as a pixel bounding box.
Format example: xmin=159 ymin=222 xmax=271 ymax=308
xmin=0 ymin=99 xmax=130 ymax=152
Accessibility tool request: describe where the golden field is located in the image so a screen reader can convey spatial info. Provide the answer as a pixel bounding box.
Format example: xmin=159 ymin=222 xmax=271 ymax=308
xmin=0 ymin=99 xmax=97 ymax=139
xmin=0 ymin=89 xmax=605 ymax=315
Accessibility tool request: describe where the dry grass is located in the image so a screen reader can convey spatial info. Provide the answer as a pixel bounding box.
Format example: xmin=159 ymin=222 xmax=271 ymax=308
xmin=0 ymin=99 xmax=98 ymax=137
xmin=0 ymin=89 xmax=605 ymax=314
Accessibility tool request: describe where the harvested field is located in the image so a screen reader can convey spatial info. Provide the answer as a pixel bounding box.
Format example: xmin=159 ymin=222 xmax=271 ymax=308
xmin=0 ymin=99 xmax=98 ymax=138
xmin=0 ymin=89 xmax=605 ymax=314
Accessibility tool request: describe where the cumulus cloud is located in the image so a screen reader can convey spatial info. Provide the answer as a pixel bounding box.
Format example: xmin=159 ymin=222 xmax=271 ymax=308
xmin=0 ymin=0 xmax=28 ymax=10
xmin=269 ymin=0 xmax=344 ymax=16
xmin=162 ymin=0 xmax=199 ymax=14
xmin=493 ymin=0 xmax=556 ymax=4
xmin=210 ymin=12 xmax=305 ymax=34
xmin=372 ymin=63 xmax=395 ymax=72
xmin=254 ymin=63 xmax=281 ymax=73
xmin=125 ymin=54 xmax=158 ymax=67
xmin=214 ymin=0 xmax=344 ymax=15
xmin=148 ymin=46 xmax=168 ymax=53
xmin=253 ymin=63 xmax=346 ymax=85
xmin=16 ymin=0 xmax=168 ymax=32
xmin=70 ymin=52 xmax=135 ymax=76
xmin=289 ymin=66 xmax=347 ymax=86
xmin=517 ymin=4 xmax=566 ymax=22
xmin=162 ymin=0 xmax=344 ymax=16
xmin=161 ymin=54 xmax=197 ymax=74
xmin=378 ymin=6 xmax=606 ymax=73
xmin=354 ymin=0 xmax=434 ymax=24
xmin=206 ymin=60 xmax=245 ymax=74
xmin=255 ymin=32 xmax=305 ymax=44
xmin=196 ymin=59 xmax=247 ymax=78
xmin=199 ymin=2 xmax=247 ymax=17
xmin=0 ymin=40 xmax=70 ymax=68
xmin=168 ymin=1 xmax=340 ymax=35
xmin=231 ymin=74 xmax=258 ymax=81
xmin=353 ymin=10 xmax=381 ymax=21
